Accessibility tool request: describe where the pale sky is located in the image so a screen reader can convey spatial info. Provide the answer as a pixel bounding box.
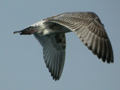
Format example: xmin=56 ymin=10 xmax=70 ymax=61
xmin=0 ymin=0 xmax=120 ymax=90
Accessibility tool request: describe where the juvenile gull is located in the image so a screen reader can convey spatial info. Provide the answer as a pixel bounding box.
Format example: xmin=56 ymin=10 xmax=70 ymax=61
xmin=14 ymin=12 xmax=114 ymax=80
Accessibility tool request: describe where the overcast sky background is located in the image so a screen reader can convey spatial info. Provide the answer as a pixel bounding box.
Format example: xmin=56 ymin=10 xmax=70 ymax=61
xmin=0 ymin=0 xmax=120 ymax=90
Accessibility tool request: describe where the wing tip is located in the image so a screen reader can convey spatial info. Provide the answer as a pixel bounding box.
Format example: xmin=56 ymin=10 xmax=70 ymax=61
xmin=52 ymin=75 xmax=60 ymax=81
xmin=98 ymin=54 xmax=114 ymax=64
xmin=51 ymin=71 xmax=61 ymax=81
xmin=83 ymin=37 xmax=114 ymax=64
xmin=45 ymin=60 xmax=61 ymax=81
xmin=86 ymin=43 xmax=114 ymax=64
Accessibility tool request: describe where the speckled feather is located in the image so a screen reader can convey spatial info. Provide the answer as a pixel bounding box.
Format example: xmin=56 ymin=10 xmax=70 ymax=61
xmin=45 ymin=12 xmax=114 ymax=63
xmin=14 ymin=12 xmax=114 ymax=80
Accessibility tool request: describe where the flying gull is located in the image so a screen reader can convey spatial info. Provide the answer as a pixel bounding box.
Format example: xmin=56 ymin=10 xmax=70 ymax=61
xmin=14 ymin=12 xmax=114 ymax=80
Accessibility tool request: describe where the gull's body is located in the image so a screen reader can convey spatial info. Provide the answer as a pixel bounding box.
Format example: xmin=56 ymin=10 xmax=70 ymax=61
xmin=14 ymin=12 xmax=114 ymax=80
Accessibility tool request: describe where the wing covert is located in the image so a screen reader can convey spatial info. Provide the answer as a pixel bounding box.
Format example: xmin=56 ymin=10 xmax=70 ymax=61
xmin=44 ymin=12 xmax=114 ymax=63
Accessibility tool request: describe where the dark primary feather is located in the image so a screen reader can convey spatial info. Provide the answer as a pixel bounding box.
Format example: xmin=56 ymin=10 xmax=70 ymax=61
xmin=44 ymin=12 xmax=114 ymax=63
xmin=14 ymin=12 xmax=114 ymax=81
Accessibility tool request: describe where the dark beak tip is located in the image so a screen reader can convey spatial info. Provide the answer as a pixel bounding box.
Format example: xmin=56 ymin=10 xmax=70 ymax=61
xmin=13 ymin=31 xmax=21 ymax=34
xmin=13 ymin=31 xmax=16 ymax=34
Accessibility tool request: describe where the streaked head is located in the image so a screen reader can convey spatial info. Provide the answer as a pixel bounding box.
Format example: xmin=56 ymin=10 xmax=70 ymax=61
xmin=13 ymin=26 xmax=38 ymax=35
xmin=13 ymin=20 xmax=46 ymax=35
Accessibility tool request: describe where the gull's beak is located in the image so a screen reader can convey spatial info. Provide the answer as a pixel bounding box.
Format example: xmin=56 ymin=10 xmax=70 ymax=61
xmin=13 ymin=26 xmax=37 ymax=35
xmin=13 ymin=30 xmax=22 ymax=34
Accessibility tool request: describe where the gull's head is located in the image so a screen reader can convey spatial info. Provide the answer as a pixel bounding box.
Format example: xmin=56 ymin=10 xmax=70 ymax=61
xmin=13 ymin=26 xmax=38 ymax=35
xmin=14 ymin=20 xmax=46 ymax=35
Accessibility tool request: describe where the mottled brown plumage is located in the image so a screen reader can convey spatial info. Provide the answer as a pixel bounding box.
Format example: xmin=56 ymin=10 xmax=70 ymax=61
xmin=45 ymin=12 xmax=114 ymax=63
xmin=14 ymin=12 xmax=114 ymax=80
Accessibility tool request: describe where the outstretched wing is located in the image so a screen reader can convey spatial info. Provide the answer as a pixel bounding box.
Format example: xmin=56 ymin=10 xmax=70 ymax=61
xmin=44 ymin=12 xmax=114 ymax=63
xmin=34 ymin=33 xmax=66 ymax=80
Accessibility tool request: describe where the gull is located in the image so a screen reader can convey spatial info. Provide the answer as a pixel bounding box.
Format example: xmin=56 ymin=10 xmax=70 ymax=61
xmin=14 ymin=12 xmax=114 ymax=80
